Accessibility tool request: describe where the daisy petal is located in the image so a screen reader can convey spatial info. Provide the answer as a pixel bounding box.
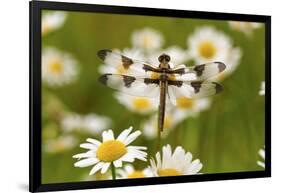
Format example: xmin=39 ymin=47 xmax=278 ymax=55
xmin=73 ymin=151 xmax=94 ymax=159
xmin=124 ymin=130 xmax=141 ymax=145
xmin=117 ymin=126 xmax=133 ymax=142
xmin=89 ymin=162 xmax=104 ymax=175
xmin=74 ymin=158 xmax=99 ymax=168
xmin=101 ymin=162 xmax=111 ymax=174
xmin=114 ymin=160 xmax=123 ymax=167
xmin=80 ymin=143 xmax=97 ymax=150
xmin=86 ymin=138 xmax=101 ymax=146
xmin=102 ymin=130 xmax=114 ymax=142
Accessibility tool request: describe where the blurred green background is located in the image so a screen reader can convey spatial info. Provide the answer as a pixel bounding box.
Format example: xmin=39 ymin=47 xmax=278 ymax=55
xmin=42 ymin=11 xmax=265 ymax=184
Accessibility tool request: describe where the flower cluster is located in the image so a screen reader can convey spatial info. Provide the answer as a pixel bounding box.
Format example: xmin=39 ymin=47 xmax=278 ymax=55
xmin=73 ymin=127 xmax=203 ymax=178
xmin=42 ymin=12 xmax=112 ymax=155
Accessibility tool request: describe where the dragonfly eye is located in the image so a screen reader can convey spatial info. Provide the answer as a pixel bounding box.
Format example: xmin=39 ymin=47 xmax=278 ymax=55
xmin=158 ymin=54 xmax=171 ymax=63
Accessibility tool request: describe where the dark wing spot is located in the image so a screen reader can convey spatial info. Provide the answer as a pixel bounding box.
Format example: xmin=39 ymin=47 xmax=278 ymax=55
xmin=143 ymin=64 xmax=160 ymax=72
xmin=167 ymin=68 xmax=186 ymax=75
xmin=194 ymin=64 xmax=205 ymax=77
xmin=167 ymin=80 xmax=183 ymax=87
xmin=123 ymin=75 xmax=136 ymax=88
xmin=122 ymin=56 xmax=133 ymax=69
xmin=215 ymin=61 xmax=226 ymax=72
xmin=191 ymin=81 xmax=202 ymax=93
xmin=213 ymin=82 xmax=223 ymax=93
xmin=99 ymin=74 xmax=110 ymax=85
xmin=144 ymin=78 xmax=160 ymax=85
xmin=97 ymin=49 xmax=112 ymax=60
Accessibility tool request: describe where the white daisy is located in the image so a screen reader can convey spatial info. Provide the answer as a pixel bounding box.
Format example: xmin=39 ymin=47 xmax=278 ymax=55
xmin=98 ymin=48 xmax=145 ymax=76
xmin=42 ymin=47 xmax=79 ymax=87
xmin=131 ymin=28 xmax=164 ymax=52
xmin=147 ymin=46 xmax=187 ymax=68
xmin=44 ymin=135 xmax=77 ymax=154
xmin=187 ymin=26 xmax=241 ymax=80
xmin=42 ymin=11 xmax=67 ymax=36
xmin=259 ymin=81 xmax=265 ymax=96
xmin=215 ymin=47 xmax=242 ymax=81
xmin=150 ymin=144 xmax=203 ymax=176
xmin=115 ymin=92 xmax=158 ymax=115
xmin=228 ymin=21 xmax=263 ymax=36
xmin=257 ymin=147 xmax=265 ymax=168
xmin=73 ymin=127 xmax=147 ymax=175
xmin=142 ymin=108 xmax=187 ymax=139
xmin=61 ymin=113 xmax=111 ymax=135
xmin=175 ymin=97 xmax=211 ymax=116
xmin=116 ymin=164 xmax=153 ymax=179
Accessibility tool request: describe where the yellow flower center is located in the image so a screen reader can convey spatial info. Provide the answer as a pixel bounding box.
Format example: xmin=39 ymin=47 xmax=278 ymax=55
xmin=143 ymin=36 xmax=152 ymax=49
xmin=42 ymin=22 xmax=51 ymax=35
xmin=53 ymin=141 xmax=67 ymax=152
xmin=163 ymin=116 xmax=172 ymax=129
xmin=176 ymin=97 xmax=194 ymax=109
xmin=154 ymin=116 xmax=172 ymax=130
xmin=127 ymin=171 xmax=146 ymax=178
xmin=96 ymin=140 xmax=127 ymax=162
xmin=48 ymin=60 xmax=63 ymax=74
xmin=158 ymin=168 xmax=181 ymax=176
xmin=198 ymin=41 xmax=216 ymax=59
xmin=133 ymin=97 xmax=151 ymax=110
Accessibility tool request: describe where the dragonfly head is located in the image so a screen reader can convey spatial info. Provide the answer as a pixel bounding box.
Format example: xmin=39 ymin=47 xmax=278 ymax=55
xmin=158 ymin=54 xmax=171 ymax=68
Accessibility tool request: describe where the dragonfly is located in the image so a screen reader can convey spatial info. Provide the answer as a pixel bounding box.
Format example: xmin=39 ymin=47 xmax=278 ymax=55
xmin=98 ymin=49 xmax=226 ymax=137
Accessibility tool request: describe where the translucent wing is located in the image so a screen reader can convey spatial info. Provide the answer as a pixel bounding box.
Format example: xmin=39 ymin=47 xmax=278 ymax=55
xmin=97 ymin=49 xmax=160 ymax=77
xmin=167 ymin=80 xmax=223 ymax=105
xmin=99 ymin=73 xmax=160 ymax=98
xmin=168 ymin=62 xmax=226 ymax=81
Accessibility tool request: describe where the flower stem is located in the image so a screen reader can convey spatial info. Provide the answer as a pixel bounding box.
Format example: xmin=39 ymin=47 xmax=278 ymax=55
xmin=111 ymin=163 xmax=116 ymax=180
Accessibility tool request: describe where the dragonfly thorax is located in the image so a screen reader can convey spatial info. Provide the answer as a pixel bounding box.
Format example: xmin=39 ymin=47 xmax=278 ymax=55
xmin=158 ymin=54 xmax=171 ymax=69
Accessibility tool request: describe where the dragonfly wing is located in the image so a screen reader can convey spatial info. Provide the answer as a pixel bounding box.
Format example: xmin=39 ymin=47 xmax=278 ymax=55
xmin=97 ymin=49 xmax=159 ymax=76
xmin=170 ymin=62 xmax=226 ymax=81
xmin=99 ymin=74 xmax=160 ymax=98
xmin=167 ymin=80 xmax=223 ymax=105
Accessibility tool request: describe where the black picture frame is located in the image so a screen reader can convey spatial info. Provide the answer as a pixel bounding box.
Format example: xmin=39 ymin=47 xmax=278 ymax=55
xmin=29 ymin=1 xmax=271 ymax=192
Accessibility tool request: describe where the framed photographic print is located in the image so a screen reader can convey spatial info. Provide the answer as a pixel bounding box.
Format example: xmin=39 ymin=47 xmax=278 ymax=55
xmin=29 ymin=0 xmax=271 ymax=192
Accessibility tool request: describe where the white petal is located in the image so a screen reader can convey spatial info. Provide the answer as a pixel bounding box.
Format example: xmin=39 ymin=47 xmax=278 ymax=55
xmin=101 ymin=162 xmax=111 ymax=174
xmin=124 ymin=130 xmax=141 ymax=145
xmin=259 ymin=149 xmax=265 ymax=159
xmin=127 ymin=145 xmax=147 ymax=150
xmin=74 ymin=158 xmax=99 ymax=168
xmin=124 ymin=164 xmax=134 ymax=173
xmin=73 ymin=151 xmax=94 ymax=159
xmin=128 ymin=149 xmax=147 ymax=160
xmin=107 ymin=130 xmax=115 ymax=140
xmin=187 ymin=159 xmax=201 ymax=174
xmin=120 ymin=154 xmax=135 ymax=162
xmin=102 ymin=130 xmax=114 ymax=142
xmin=190 ymin=163 xmax=203 ymax=174
xmin=257 ymin=161 xmax=265 ymax=168
xmin=156 ymin=152 xmax=162 ymax=169
xmin=172 ymin=146 xmax=185 ymax=171
xmin=113 ymin=159 xmax=123 ymax=167
xmin=86 ymin=138 xmax=101 ymax=146
xmin=89 ymin=162 xmax=104 ymax=175
xmin=162 ymin=145 xmax=172 ymax=168
xmin=117 ymin=126 xmax=133 ymax=142
xmin=80 ymin=143 xmax=97 ymax=150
